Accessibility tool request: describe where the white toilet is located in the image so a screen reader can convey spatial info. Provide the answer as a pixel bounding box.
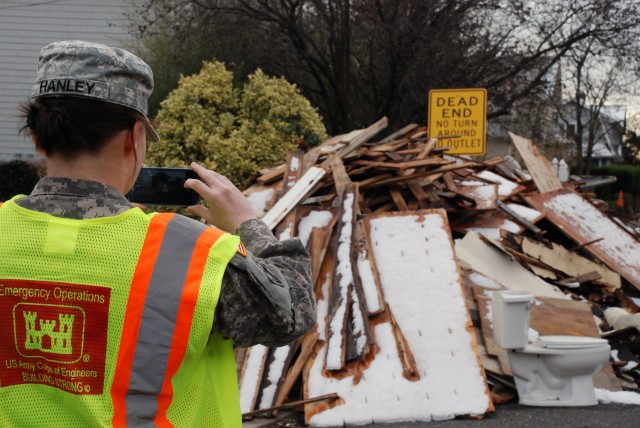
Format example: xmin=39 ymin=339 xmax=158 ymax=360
xmin=491 ymin=290 xmax=610 ymax=406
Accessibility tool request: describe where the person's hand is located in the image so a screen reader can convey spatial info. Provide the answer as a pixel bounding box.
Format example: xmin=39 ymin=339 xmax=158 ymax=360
xmin=184 ymin=162 xmax=257 ymax=232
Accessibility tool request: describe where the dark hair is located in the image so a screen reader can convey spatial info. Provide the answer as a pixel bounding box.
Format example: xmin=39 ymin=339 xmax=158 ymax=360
xmin=19 ymin=97 xmax=147 ymax=158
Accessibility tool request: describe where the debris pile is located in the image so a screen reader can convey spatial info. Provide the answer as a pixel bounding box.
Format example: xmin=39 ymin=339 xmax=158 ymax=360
xmin=237 ymin=117 xmax=640 ymax=425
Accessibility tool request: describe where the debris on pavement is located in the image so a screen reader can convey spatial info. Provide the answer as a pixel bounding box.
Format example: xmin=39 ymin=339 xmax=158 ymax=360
xmin=237 ymin=117 xmax=640 ymax=425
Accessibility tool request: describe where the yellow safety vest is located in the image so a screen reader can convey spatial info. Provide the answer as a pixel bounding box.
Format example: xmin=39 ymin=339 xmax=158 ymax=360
xmin=0 ymin=197 xmax=241 ymax=427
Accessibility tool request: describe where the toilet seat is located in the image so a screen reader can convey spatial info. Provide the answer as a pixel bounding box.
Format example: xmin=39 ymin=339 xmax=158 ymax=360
xmin=537 ymin=335 xmax=608 ymax=349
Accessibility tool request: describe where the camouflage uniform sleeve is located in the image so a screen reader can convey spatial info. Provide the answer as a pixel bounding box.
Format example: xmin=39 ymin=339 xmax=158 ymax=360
xmin=214 ymin=219 xmax=316 ymax=348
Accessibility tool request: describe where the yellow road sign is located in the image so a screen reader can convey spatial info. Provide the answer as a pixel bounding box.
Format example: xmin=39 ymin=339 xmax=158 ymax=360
xmin=428 ymin=88 xmax=487 ymax=155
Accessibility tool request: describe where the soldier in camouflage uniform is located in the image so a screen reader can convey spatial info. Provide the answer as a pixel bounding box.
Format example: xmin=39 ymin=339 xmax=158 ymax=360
xmin=18 ymin=40 xmax=316 ymax=347
xmin=0 ymin=41 xmax=316 ymax=427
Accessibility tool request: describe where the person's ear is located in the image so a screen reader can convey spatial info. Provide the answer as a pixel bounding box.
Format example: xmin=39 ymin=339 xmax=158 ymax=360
xmin=125 ymin=121 xmax=145 ymax=154
xmin=31 ymin=135 xmax=46 ymax=155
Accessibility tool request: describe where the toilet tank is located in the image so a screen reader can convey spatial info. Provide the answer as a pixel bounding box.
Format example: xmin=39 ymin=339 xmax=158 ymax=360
xmin=492 ymin=290 xmax=534 ymax=349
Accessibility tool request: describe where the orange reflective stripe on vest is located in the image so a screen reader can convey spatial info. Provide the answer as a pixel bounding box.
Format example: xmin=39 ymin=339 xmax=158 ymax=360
xmin=111 ymin=214 xmax=224 ymax=427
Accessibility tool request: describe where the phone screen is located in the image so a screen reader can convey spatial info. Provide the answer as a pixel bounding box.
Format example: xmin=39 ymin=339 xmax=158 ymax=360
xmin=127 ymin=167 xmax=200 ymax=206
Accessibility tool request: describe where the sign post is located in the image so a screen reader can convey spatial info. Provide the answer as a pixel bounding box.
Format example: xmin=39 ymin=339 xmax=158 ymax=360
xmin=428 ymin=88 xmax=487 ymax=156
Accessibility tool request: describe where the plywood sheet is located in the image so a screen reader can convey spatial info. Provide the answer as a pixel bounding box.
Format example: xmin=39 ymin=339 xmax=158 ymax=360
xmin=525 ymin=188 xmax=640 ymax=292
xmin=305 ymin=210 xmax=493 ymax=425
xmin=455 ymin=232 xmax=566 ymax=298
xmin=520 ymin=236 xmax=621 ymax=289
xmin=509 ymin=132 xmax=563 ymax=193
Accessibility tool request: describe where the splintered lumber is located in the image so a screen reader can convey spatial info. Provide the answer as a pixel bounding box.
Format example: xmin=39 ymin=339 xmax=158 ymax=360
xmin=400 ymin=138 xmax=439 ymax=176
xmin=244 ymin=393 xmax=340 ymax=418
xmin=330 ymin=154 xmax=351 ymax=195
xmin=454 ymin=202 xmax=543 ymax=240
xmin=374 ymin=123 xmax=419 ymax=144
xmin=352 ymin=219 xmax=384 ymax=315
xmin=239 ymin=345 xmax=270 ymax=414
xmin=351 ymin=157 xmax=450 ymax=170
xmin=305 ymin=209 xmax=493 ymax=426
xmin=516 ymin=235 xmax=621 ymax=289
xmin=261 ymin=166 xmax=327 ymax=230
xmin=496 ymin=201 xmax=543 ymax=235
xmin=525 ymin=188 xmax=640 ymax=292
xmin=508 ymin=132 xmax=563 ymax=193
xmin=275 ymin=151 xmax=306 ymax=239
xmin=325 ymin=184 xmax=360 ymax=371
xmin=256 ymin=344 xmax=296 ymax=410
xmin=472 ymin=170 xmax=525 ymax=200
xmin=359 ymin=162 xmax=476 ymax=189
xmin=274 ymin=332 xmax=320 ymax=407
xmin=257 ymin=163 xmax=287 ymax=184
xmin=455 ymin=232 xmax=566 ymax=298
xmin=335 ymin=117 xmax=388 ymax=159
xmin=455 ymin=183 xmax=498 ymax=210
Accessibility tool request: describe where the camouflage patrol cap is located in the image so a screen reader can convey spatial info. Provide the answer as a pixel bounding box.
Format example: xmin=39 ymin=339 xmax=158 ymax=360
xmin=32 ymin=40 xmax=159 ymax=141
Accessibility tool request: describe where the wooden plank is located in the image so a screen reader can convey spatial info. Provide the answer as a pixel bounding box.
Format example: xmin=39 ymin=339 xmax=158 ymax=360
xmin=518 ymin=234 xmax=621 ymax=289
xmin=406 ymin=181 xmax=430 ymax=208
xmin=235 ymin=346 xmax=249 ymax=386
xmin=348 ymin=221 xmax=375 ymax=361
xmin=274 ymin=331 xmax=320 ymax=407
xmin=366 ymin=138 xmax=410 ymax=153
xmin=362 ymin=210 xmax=493 ymax=416
xmin=509 ymin=132 xmax=563 ymax=193
xmin=373 ymin=123 xmax=419 ymax=145
xmin=496 ymin=200 xmax=544 ymax=235
xmin=452 ymin=210 xmax=525 ymax=239
xmin=351 ymin=157 xmax=450 ymax=170
xmin=257 ymin=163 xmax=286 ymax=184
xmin=303 ymin=341 xmax=345 ymax=424
xmin=455 ymin=184 xmax=498 ymax=210
xmin=275 ymin=151 xmax=306 ymax=239
xmin=261 ymin=166 xmax=327 ymax=230
xmin=400 ymin=137 xmax=439 ymax=176
xmin=256 ymin=344 xmax=297 ymax=410
xmin=352 ymin=219 xmax=384 ymax=315
xmin=472 ymin=170 xmax=526 ymax=201
xmin=308 ymin=224 xmax=335 ymax=288
xmin=330 ymin=154 xmax=352 ymax=196
xmin=245 ymin=393 xmax=340 ymax=418
xmin=525 ymin=188 xmax=640 ymax=292
xmin=388 ymin=187 xmax=409 ymax=211
xmin=238 ymin=345 xmax=270 ymax=413
xmin=335 ymin=117 xmax=388 ymax=159
xmin=455 ymin=232 xmax=567 ymax=298
xmin=325 ymin=184 xmax=359 ymax=371
xmin=359 ymin=162 xmax=476 ymax=189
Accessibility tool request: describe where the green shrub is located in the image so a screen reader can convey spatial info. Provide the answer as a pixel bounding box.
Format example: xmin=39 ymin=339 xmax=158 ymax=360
xmin=0 ymin=161 xmax=41 ymax=201
xmin=147 ymin=62 xmax=327 ymax=186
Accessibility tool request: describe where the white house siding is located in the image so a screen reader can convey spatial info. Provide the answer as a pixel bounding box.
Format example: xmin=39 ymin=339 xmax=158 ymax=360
xmin=0 ymin=0 xmax=136 ymax=161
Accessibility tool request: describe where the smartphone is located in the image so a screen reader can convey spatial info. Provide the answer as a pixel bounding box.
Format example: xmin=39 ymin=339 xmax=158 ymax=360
xmin=127 ymin=167 xmax=200 ymax=206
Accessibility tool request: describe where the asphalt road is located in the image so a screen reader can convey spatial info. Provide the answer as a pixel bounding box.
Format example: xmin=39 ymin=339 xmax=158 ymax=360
xmin=245 ymin=403 xmax=640 ymax=428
